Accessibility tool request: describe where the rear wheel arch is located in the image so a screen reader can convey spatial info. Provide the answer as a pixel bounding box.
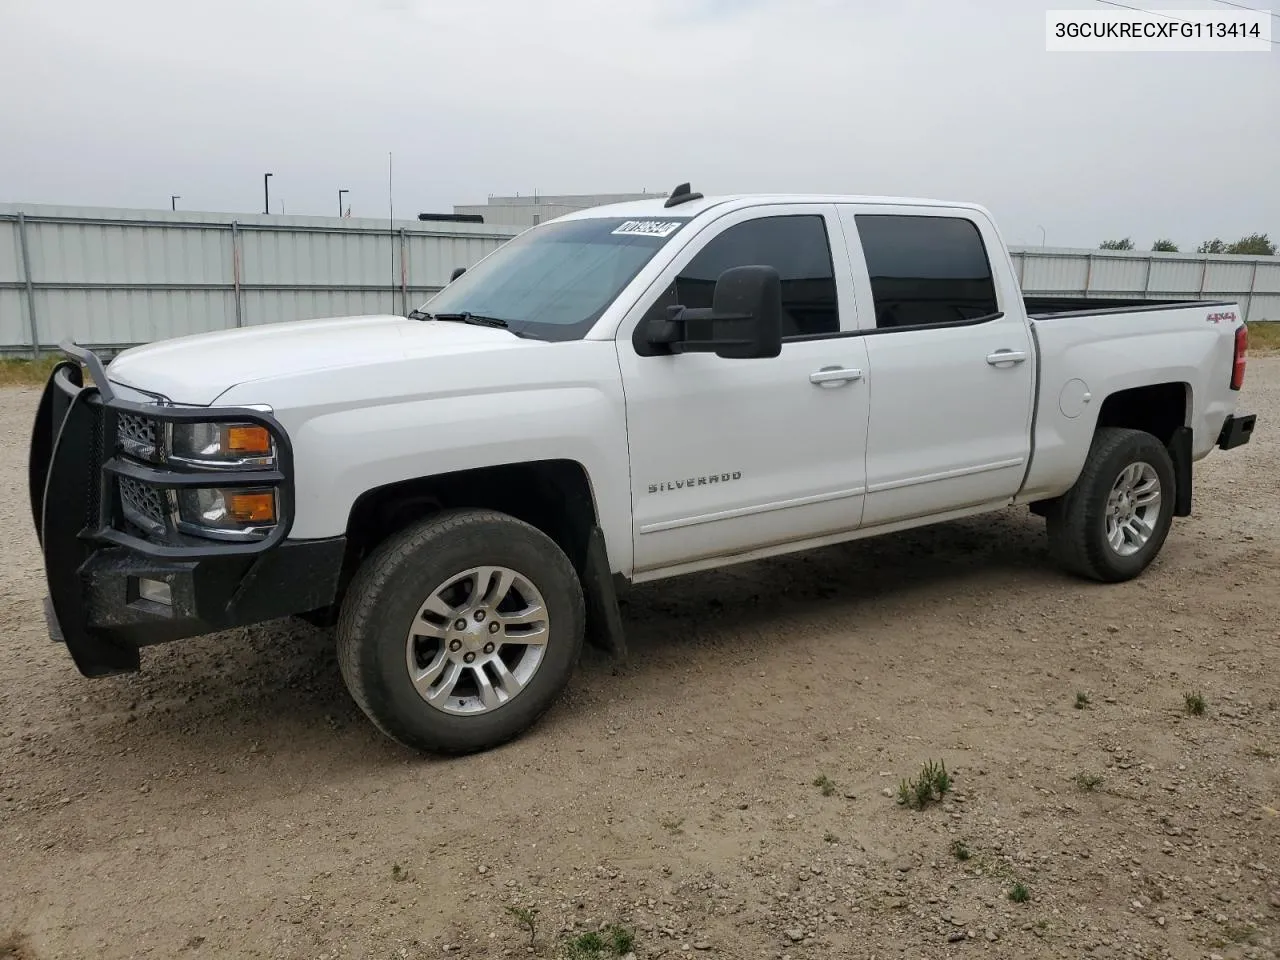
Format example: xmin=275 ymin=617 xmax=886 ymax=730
xmin=1030 ymin=382 xmax=1193 ymax=519
xmin=1093 ymin=381 xmax=1191 ymax=446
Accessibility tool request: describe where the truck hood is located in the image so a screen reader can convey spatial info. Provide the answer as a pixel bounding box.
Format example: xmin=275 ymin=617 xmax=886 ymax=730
xmin=106 ymin=314 xmax=537 ymax=405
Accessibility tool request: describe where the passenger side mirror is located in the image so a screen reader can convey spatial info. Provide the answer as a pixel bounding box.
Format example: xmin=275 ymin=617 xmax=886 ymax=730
xmin=645 ymin=265 xmax=783 ymax=359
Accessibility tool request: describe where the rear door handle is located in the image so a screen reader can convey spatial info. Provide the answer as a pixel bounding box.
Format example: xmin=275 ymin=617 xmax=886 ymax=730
xmin=986 ymin=350 xmax=1027 ymax=366
xmin=810 ymin=366 xmax=864 ymax=387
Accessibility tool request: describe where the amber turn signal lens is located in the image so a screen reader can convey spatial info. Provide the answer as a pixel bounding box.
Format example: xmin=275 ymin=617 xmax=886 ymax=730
xmin=225 ymin=425 xmax=272 ymax=455
xmin=226 ymin=492 xmax=276 ymax=524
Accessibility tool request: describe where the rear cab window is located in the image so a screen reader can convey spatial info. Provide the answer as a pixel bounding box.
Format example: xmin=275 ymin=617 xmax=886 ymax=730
xmin=851 ymin=214 xmax=1001 ymax=331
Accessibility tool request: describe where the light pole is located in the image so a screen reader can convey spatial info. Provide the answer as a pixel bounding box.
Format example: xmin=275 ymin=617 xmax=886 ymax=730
xmin=263 ymin=172 xmax=273 ymax=214
xmin=338 ymin=189 xmax=349 ymax=218
xmin=1037 ymin=224 xmax=1046 ymax=247
xmin=170 ymin=195 xmax=180 ymax=211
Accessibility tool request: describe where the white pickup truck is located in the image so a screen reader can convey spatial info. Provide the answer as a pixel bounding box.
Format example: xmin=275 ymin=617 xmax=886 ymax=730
xmin=30 ymin=184 xmax=1256 ymax=754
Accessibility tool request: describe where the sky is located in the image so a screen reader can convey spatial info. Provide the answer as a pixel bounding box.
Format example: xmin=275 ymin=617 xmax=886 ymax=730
xmin=1 ymin=0 xmax=1276 ymax=249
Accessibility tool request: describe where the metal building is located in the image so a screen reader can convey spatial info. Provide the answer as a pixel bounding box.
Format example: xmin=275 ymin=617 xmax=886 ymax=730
xmin=452 ymin=192 xmax=668 ymax=227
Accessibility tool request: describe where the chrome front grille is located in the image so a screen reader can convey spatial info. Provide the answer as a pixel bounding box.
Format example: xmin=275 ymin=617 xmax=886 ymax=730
xmin=116 ymin=412 xmax=159 ymax=460
xmin=118 ymin=476 xmax=168 ymax=534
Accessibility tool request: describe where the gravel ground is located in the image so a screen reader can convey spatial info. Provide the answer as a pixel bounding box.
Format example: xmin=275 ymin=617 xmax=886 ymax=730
xmin=2 ymin=362 xmax=1278 ymax=960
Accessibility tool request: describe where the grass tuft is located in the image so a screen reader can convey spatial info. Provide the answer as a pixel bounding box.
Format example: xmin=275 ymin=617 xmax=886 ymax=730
xmin=812 ymin=773 xmax=836 ymax=797
xmin=1184 ymin=691 xmax=1207 ymax=716
xmin=1074 ymin=691 xmax=1091 ymax=710
xmin=950 ymin=839 xmax=972 ymax=861
xmin=565 ymin=931 xmax=605 ymax=959
xmin=607 ymin=925 xmax=635 ymax=955
xmin=562 ymin=925 xmax=635 ymax=959
xmin=1008 ymin=881 xmax=1031 ymax=904
xmin=1075 ymin=772 xmax=1104 ymax=791
xmin=897 ymin=759 xmax=952 ymax=811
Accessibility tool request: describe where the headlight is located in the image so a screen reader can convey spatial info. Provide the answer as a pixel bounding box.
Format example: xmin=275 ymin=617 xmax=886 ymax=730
xmin=176 ymin=486 xmax=278 ymax=540
xmin=169 ymin=422 xmax=275 ymax=468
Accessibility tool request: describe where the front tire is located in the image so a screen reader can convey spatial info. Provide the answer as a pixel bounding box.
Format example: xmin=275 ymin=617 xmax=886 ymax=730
xmin=1045 ymin=427 xmax=1176 ymax=583
xmin=336 ymin=509 xmax=585 ymax=754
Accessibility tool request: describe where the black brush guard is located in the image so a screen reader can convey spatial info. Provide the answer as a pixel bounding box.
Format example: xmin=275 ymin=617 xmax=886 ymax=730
xmin=28 ymin=342 xmax=343 ymax=678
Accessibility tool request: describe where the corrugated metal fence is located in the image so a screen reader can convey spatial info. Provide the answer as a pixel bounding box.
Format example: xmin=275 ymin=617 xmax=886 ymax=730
xmin=1010 ymin=246 xmax=1280 ymax=323
xmin=2 ymin=203 xmax=1277 ymax=356
xmin=0 ymin=204 xmax=520 ymax=356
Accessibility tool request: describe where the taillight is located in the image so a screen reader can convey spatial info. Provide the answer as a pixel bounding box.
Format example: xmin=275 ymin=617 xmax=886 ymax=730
xmin=1231 ymin=323 xmax=1247 ymax=391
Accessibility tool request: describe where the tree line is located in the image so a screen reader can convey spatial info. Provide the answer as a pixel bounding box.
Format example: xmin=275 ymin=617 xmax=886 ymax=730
xmin=1096 ymin=233 xmax=1276 ymax=256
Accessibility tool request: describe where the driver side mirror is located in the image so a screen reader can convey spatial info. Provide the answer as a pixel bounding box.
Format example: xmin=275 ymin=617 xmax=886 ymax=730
xmin=448 ymin=266 xmax=466 ymax=283
xmin=645 ymin=265 xmax=782 ymax=359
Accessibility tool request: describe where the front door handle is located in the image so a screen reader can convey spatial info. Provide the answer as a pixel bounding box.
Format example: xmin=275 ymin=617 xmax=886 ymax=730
xmin=810 ymin=366 xmax=864 ymax=387
xmin=986 ymin=350 xmax=1028 ymax=366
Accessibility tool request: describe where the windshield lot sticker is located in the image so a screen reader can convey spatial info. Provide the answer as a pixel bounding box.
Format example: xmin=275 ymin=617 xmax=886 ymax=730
xmin=612 ymin=220 xmax=682 ymax=238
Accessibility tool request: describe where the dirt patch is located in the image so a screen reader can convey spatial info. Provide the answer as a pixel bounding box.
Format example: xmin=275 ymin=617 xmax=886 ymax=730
xmin=2 ymin=365 xmax=1278 ymax=959
xmin=0 ymin=931 xmax=35 ymax=960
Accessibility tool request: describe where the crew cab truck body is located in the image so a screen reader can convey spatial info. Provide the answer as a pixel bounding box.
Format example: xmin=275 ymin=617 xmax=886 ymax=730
xmin=29 ymin=187 xmax=1257 ymax=754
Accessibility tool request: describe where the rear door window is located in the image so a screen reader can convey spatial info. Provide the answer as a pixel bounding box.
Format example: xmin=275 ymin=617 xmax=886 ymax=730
xmin=854 ymin=215 xmax=999 ymax=330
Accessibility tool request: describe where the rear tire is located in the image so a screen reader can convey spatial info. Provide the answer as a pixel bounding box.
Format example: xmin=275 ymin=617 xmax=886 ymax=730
xmin=336 ymin=508 xmax=585 ymax=754
xmin=1045 ymin=427 xmax=1176 ymax=583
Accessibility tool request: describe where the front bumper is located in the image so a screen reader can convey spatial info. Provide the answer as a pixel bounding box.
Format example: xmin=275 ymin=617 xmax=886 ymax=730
xmin=29 ymin=344 xmax=345 ymax=677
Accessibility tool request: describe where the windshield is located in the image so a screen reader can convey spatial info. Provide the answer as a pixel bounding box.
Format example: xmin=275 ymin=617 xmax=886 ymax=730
xmin=419 ymin=216 xmax=690 ymax=341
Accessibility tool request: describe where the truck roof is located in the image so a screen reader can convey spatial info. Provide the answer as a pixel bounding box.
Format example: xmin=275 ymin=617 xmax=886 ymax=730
xmin=555 ymin=192 xmax=992 ymax=223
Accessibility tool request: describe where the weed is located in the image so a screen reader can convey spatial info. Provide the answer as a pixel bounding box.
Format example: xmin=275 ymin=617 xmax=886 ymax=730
xmin=1009 ymin=882 xmax=1031 ymax=904
xmin=564 ymin=931 xmax=606 ymax=960
xmin=607 ymin=925 xmax=635 ymax=955
xmin=1074 ymin=691 xmax=1091 ymax=710
xmin=1247 ymin=745 xmax=1275 ymax=760
xmin=390 ymin=863 xmax=406 ymax=882
xmin=813 ymin=774 xmax=836 ymax=797
xmin=930 ymin=760 xmax=952 ymax=795
xmin=1184 ymin=691 xmax=1207 ymax=716
xmin=914 ymin=775 xmax=934 ymax=809
xmin=562 ymin=925 xmax=635 ymax=959
xmin=823 ymin=830 xmax=839 ymax=844
xmin=950 ymin=839 xmax=972 ymax=861
xmin=659 ymin=815 xmax=684 ymax=834
xmin=897 ymin=759 xmax=952 ymax=811
xmin=1075 ymin=772 xmax=1104 ymax=792
xmin=505 ymin=905 xmax=538 ymax=948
